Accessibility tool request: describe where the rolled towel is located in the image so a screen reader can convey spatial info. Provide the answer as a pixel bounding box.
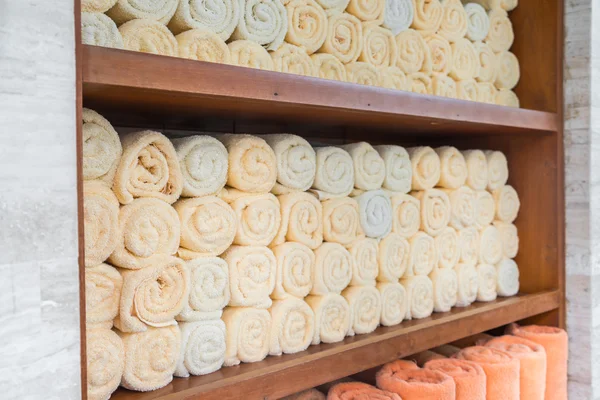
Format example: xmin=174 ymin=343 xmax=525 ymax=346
xmin=347 ymin=238 xmax=379 ymax=286
xmin=261 ymin=134 xmax=316 ymax=193
xmin=429 ymin=267 xmax=458 ymax=312
xmin=413 ymin=189 xmax=451 ymax=237
xmin=82 ymin=12 xmax=124 ymax=49
xmin=168 ymin=0 xmax=241 ymax=39
xmin=479 ymin=225 xmax=502 ymax=265
xmin=390 ymin=193 xmax=420 ymax=238
xmin=87 ymin=328 xmax=124 ymax=400
xmin=311 ymin=146 xmax=354 ymax=198
xmin=284 ymin=0 xmax=328 ymax=54
xmin=378 ymin=233 xmax=410 ymax=281
xmin=507 ymin=323 xmax=568 ymax=400
xmin=346 ymin=0 xmax=384 ymax=22
xmin=222 ymin=307 xmax=271 ymax=366
xmin=86 ymin=263 xmax=122 ymax=328
xmin=496 ymin=89 xmax=520 ymax=108
xmin=84 ymin=181 xmax=120 ymax=268
xmin=176 ymin=29 xmax=231 ymax=63
xmin=315 ymin=0 xmax=350 ymax=16
xmin=329 ymin=382 xmax=402 ymax=399
xmin=360 ymin=25 xmax=397 ymax=68
xmin=343 ymin=285 xmax=382 ymax=335
xmin=231 ymin=0 xmax=287 ymax=51
xmin=424 ymin=359 xmax=486 ymax=400
xmin=312 ymin=53 xmax=347 ymax=81
xmin=426 ymin=34 xmax=452 ymax=75
xmin=223 ymin=245 xmax=276 ymax=308
xmin=354 ymin=190 xmax=392 ymax=239
xmin=408 ymin=72 xmax=432 ymax=94
xmin=464 ymin=3 xmax=488 ymax=42
xmin=477 ymin=77 xmax=501 ymax=100
xmin=319 ymin=13 xmax=363 ymax=63
xmin=462 ymin=0 xmax=518 ymax=11
xmin=408 ymin=146 xmax=441 ymax=190
xmin=283 ymin=389 xmax=326 ymax=400
xmin=454 ymin=262 xmax=479 ymax=307
xmin=269 ymin=297 xmax=315 ymax=355
xmin=395 ymin=29 xmax=432 ymax=74
xmin=118 ymin=19 xmax=178 ymax=56
xmin=436 ymin=146 xmax=467 ymax=189
xmin=272 ymin=192 xmax=323 ymax=248
xmin=322 ymin=197 xmax=363 ymax=245
xmin=455 ymin=346 xmax=519 ymax=400
xmin=376 ymin=360 xmax=456 ymax=399
xmin=346 ymin=62 xmax=380 ymax=85
xmin=305 ymin=293 xmax=351 ymax=343
xmin=456 ymin=79 xmax=479 ymax=102
xmin=474 ymin=190 xmax=495 ymax=228
xmin=174 ymin=320 xmax=226 ymax=377
xmin=271 ymin=43 xmax=318 ymax=77
xmin=449 ymin=38 xmax=480 ymax=81
xmin=462 ymin=149 xmax=488 ymax=191
xmin=495 ymin=258 xmax=519 ymax=296
xmin=495 ymin=51 xmax=520 ymax=90
xmin=431 ymin=74 xmax=457 ymax=98
xmin=272 ymin=242 xmax=315 ymax=299
xmin=373 ymin=145 xmax=411 ymax=193
xmin=109 ymin=198 xmax=180 ymax=270
xmin=407 ymin=232 xmax=436 ymax=276
xmin=113 ymin=130 xmax=182 ymax=204
xmin=107 ymin=0 xmax=178 ymax=24
xmin=411 ymin=0 xmax=444 ymax=36
xmin=218 ymin=134 xmax=277 ymax=192
xmin=435 ymin=227 xmax=459 ymax=269
xmin=485 ymin=150 xmax=509 ymax=190
xmin=401 ymin=275 xmax=434 ymax=319
xmin=340 ymin=142 xmax=385 ymax=190
xmin=82 ymin=109 xmax=122 ymax=183
xmin=378 ymin=66 xmax=412 ymax=91
xmin=82 ymin=0 xmax=117 ymax=12
xmin=311 ymin=243 xmax=353 ymax=294
xmin=377 ymin=282 xmax=408 ymax=326
xmin=382 ymin=0 xmax=414 ymax=35
xmin=458 ymin=227 xmax=480 ymax=267
xmin=445 ymin=186 xmax=476 ymax=230
xmin=485 ymin=9 xmax=514 ymax=53
xmin=228 ymin=40 xmax=275 ymax=70
xmin=493 ymin=185 xmax=520 ymax=223
xmin=177 ymin=257 xmax=230 ymax=321
xmin=438 ymin=0 xmax=468 ymax=42
xmin=476 ymin=263 xmax=497 ymax=302
xmin=493 ymin=221 xmax=518 ymax=258
xmin=473 ymin=41 xmax=497 ymax=83
xmin=119 ymin=325 xmax=181 ymax=392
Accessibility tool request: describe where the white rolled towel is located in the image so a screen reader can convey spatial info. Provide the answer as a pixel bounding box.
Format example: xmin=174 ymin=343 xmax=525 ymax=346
xmin=343 ymin=285 xmax=382 ymax=335
xmin=407 ymin=232 xmax=437 ymax=276
xmin=231 ymin=0 xmax=288 ymax=51
xmin=86 ymin=263 xmax=122 ymax=328
xmin=374 ymin=145 xmax=412 ymax=193
xmin=474 ymin=190 xmax=495 ymax=229
xmin=408 ymin=146 xmax=441 ymax=190
xmin=269 ymin=297 xmax=315 ymax=355
xmin=222 ymin=307 xmax=271 ymax=366
xmin=168 ymin=0 xmax=241 ymax=40
xmin=462 ymin=150 xmax=488 ymax=191
xmin=107 ymin=0 xmax=178 ymax=25
xmin=382 ymin=0 xmax=414 ymax=35
xmin=311 ymin=242 xmax=353 ymax=294
xmin=311 ymin=146 xmax=355 ymax=199
xmin=119 ymin=19 xmax=179 ymax=57
xmin=444 ymin=186 xmax=476 ymax=230
xmin=458 ymin=227 xmax=480 ymax=267
xmin=377 ymin=282 xmax=408 ymax=326
xmin=495 ymin=258 xmax=519 ymax=297
xmin=347 ymin=238 xmax=379 ymax=286
xmin=82 ymin=108 xmax=122 ymax=183
xmin=222 ymin=246 xmax=276 ymax=309
xmin=174 ymin=320 xmax=226 ymax=377
xmin=390 ymin=193 xmax=420 ymax=238
xmin=378 ymin=233 xmax=410 ymax=282
xmin=82 ymin=12 xmax=124 ymax=49
xmin=84 ymin=181 xmax=120 ymax=268
xmin=86 ymin=328 xmax=124 ymax=400
xmin=476 ymin=263 xmax=497 ymax=302
xmin=479 ymin=225 xmax=502 ymax=265
xmin=177 ymin=257 xmax=230 ymax=322
xmin=322 ymin=197 xmax=364 ymax=246
xmin=340 ymin=142 xmax=386 ymax=190
xmin=272 ymin=192 xmax=323 ymax=249
xmin=354 ymin=189 xmax=393 ymax=239
xmin=435 ymin=146 xmax=467 ymax=189
xmin=493 ymin=221 xmax=519 ymax=258
xmin=412 ymin=189 xmax=451 ymax=237
xmin=434 ymin=227 xmax=459 ymax=269
xmin=485 ymin=150 xmax=509 ymax=190
xmin=271 ymin=242 xmax=315 ymax=299
xmin=400 ymin=275 xmax=434 ymax=320
xmin=429 ymin=267 xmax=458 ymax=312
xmin=464 ymin=3 xmax=489 ymax=42
xmin=305 ymin=293 xmax=351 ymax=344
xmin=82 ymin=0 xmax=117 ymax=13
xmin=454 ymin=262 xmax=479 ymax=307
xmin=492 ymin=185 xmax=520 ymax=223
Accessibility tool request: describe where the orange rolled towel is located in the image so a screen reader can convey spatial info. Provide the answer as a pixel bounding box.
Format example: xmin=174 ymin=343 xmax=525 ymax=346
xmin=328 ymin=382 xmax=401 ymax=400
xmin=376 ymin=360 xmax=456 ymax=400
xmin=507 ymin=324 xmax=567 ymax=400
xmin=424 ymin=359 xmax=486 ymax=400
xmin=455 ymin=346 xmax=519 ymax=400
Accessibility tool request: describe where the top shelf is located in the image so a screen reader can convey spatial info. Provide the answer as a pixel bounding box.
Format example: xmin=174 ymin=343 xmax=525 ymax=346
xmin=82 ymin=45 xmax=558 ymax=135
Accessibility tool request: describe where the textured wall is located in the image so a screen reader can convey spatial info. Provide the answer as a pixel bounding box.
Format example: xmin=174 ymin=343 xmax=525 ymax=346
xmin=0 ymin=1 xmax=80 ymax=399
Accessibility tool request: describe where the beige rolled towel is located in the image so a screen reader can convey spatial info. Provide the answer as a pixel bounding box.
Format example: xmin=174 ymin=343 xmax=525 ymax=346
xmin=82 ymin=0 xmax=117 ymax=13
xmin=223 ymin=245 xmax=276 ymax=308
xmin=322 ymin=197 xmax=364 ymax=245
xmin=119 ymin=325 xmax=181 ymax=391
xmin=311 ymin=146 xmax=354 ymax=199
xmin=176 ymin=29 xmax=231 ymax=63
xmin=82 ymin=108 xmax=122 ymax=183
xmin=87 ymin=328 xmax=124 ymax=400
xmin=495 ymin=51 xmax=520 ymax=90
xmin=430 ymin=267 xmax=458 ymax=312
xmin=354 ymin=190 xmax=393 ymax=239
xmin=408 ymin=72 xmax=432 ymax=94
xmin=285 ymin=0 xmax=328 ymax=54
xmin=113 ymin=130 xmax=182 ymax=204
xmin=400 ymin=275 xmax=434 ymax=319
xmin=305 ymin=293 xmax=351 ymax=343
xmin=449 ymin=38 xmax=480 ymax=81
xmin=174 ymin=320 xmax=226 ymax=377
xmin=493 ymin=221 xmax=518 ymax=258
xmin=435 ymin=146 xmax=467 ymax=189
xmin=228 ymin=40 xmax=275 ymax=70
xmin=360 ymin=24 xmax=397 ymax=67
xmin=269 ymin=297 xmax=315 ymax=355
xmin=458 ymin=227 xmax=480 ymax=267
xmin=462 ymin=149 xmax=489 ymax=191
xmin=473 ymin=41 xmax=497 ymax=83
xmin=382 ymin=0 xmax=415 ymax=35
xmin=108 ymin=0 xmax=178 ymax=24
xmin=378 ymin=233 xmax=410 ymax=281
xmin=431 ymin=74 xmax=457 ymax=98
xmin=345 ymin=62 xmax=381 ymax=86
xmin=495 ymin=89 xmax=520 ymax=108
xmin=462 ymin=0 xmax=517 ymax=11
xmin=476 ymin=263 xmax=497 ymax=302
xmin=272 ymin=192 xmax=323 ymax=249
xmin=408 ymin=146 xmax=441 ymax=190
xmin=374 ymin=145 xmax=412 ymax=193
xmin=411 ymin=0 xmax=443 ymax=36
xmin=314 ymin=0 xmax=350 ymax=16
xmin=311 ymin=242 xmax=353 ymax=294
xmin=283 ymin=389 xmax=327 ymax=400
xmin=454 ymin=262 xmax=479 ymax=306
xmin=86 ymin=263 xmax=122 ymax=328
xmin=495 ymin=258 xmax=519 ymax=297
xmin=168 ymin=0 xmax=241 ymax=39
xmin=435 ymin=227 xmax=459 ymax=269
xmin=319 ymin=13 xmax=363 ymax=63
xmin=378 ymin=281 xmax=408 ymax=326
xmin=118 ymin=19 xmax=178 ymax=56
xmin=407 ymin=231 xmax=437 ymax=276
xmin=82 ymin=12 xmax=124 ymax=49
xmin=464 ymin=3 xmax=488 ymax=42
xmin=390 ymin=193 xmax=420 ymax=238
xmin=312 ymin=53 xmax=347 ymax=81
xmin=84 ymin=181 xmax=120 ymax=268
xmin=222 ymin=307 xmax=271 ymax=366
xmin=271 ymin=43 xmax=318 ymax=76
xmin=379 ymin=66 xmax=412 ymax=91
xmin=492 ymin=185 xmax=520 ymax=223
xmin=347 ymin=237 xmax=379 ymax=286
xmin=115 ymin=256 xmax=190 ymax=333
xmin=479 ymin=225 xmax=502 ymax=265
xmin=177 ymin=257 xmax=230 ymax=321
xmin=347 ymin=0 xmax=384 ymax=22
xmin=485 ymin=150 xmax=509 ymax=190
xmin=343 ymin=285 xmax=382 ymax=335
xmin=395 ymin=29 xmax=432 ymax=74
xmin=438 ymin=0 xmax=468 ymax=42
xmin=413 ymin=189 xmax=451 ymax=237
xmin=475 ymin=190 xmax=495 ymax=228
xmin=271 ymin=242 xmax=315 ymax=299
xmin=456 ymin=79 xmax=478 ymax=101
xmin=485 ymin=8 xmax=514 ymax=53
xmin=426 ymin=34 xmax=452 ymax=75
xmin=231 ymin=0 xmax=288 ymax=50
xmin=445 ymin=186 xmax=477 ymax=230
xmin=477 ymin=82 xmax=497 ymax=104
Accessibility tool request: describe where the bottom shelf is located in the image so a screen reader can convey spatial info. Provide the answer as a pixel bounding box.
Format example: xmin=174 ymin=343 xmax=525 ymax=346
xmin=113 ymin=290 xmax=560 ymax=400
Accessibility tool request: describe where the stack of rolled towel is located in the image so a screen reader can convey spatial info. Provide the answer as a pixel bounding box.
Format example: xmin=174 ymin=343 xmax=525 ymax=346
xmin=81 ymin=0 xmax=520 ymax=106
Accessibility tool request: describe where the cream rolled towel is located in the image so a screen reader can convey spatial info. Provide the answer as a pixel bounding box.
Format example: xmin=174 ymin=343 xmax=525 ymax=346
xmin=495 ymin=258 xmax=519 ymax=297
xmin=473 ymin=41 xmax=497 ymax=83
xmin=395 ymin=29 xmax=432 ymax=74
xmin=426 ymin=34 xmax=452 ymax=75
xmin=378 ymin=233 xmax=410 ymax=281
xmin=223 ymin=245 xmax=276 ymax=308
xmin=319 ymin=13 xmax=363 ymax=63
xmin=168 ymin=0 xmax=241 ymax=39
xmin=222 ymin=307 xmax=271 ymax=366
xmin=174 ymin=320 xmax=226 ymax=377
xmin=261 ymin=134 xmax=317 ymax=193
xmin=374 ymin=145 xmax=412 ymax=193
xmin=485 ymin=8 xmax=514 ymax=53
xmin=390 ymin=193 xmax=420 ymax=238
xmin=495 ymin=89 xmax=520 ymax=108
xmin=218 ymin=134 xmax=277 ymax=192
xmin=435 ymin=146 xmax=467 ymax=189
xmin=464 ymin=3 xmax=488 ymax=41
xmin=458 ymin=227 xmax=480 ymax=267
xmin=343 ymin=285 xmax=382 ymax=335
xmin=174 ymin=196 xmax=237 ymax=258
xmin=119 ymin=325 xmax=180 ymax=392
xmin=346 ymin=62 xmax=380 ymax=86
xmin=456 ymin=79 xmax=478 ymax=101
xmin=462 ymin=0 xmax=517 ymax=11
xmin=445 ymin=186 xmax=476 ymax=230
xmin=477 ymin=81 xmax=497 ymax=103
xmin=109 ymin=198 xmax=180 ymax=269
xmin=379 ymin=66 xmax=412 ymax=91
xmin=269 ymin=297 xmax=315 ymax=355
xmin=107 ymin=0 xmax=178 ymax=24
xmin=354 ymin=190 xmax=392 ymax=239
xmin=475 ymin=190 xmax=495 ymax=228
xmin=492 ymin=185 xmax=520 ymax=223
xmin=377 ymin=282 xmax=408 ymax=326
xmin=495 ymin=51 xmax=520 ymax=90
xmin=87 ymin=328 xmax=124 ymax=400
xmin=271 ymin=242 xmax=315 ymax=299
xmin=413 ymin=189 xmax=451 ymax=237
xmin=86 ymin=263 xmax=122 ymax=327
xmin=284 ymin=0 xmax=328 ymax=54
xmin=113 ymin=130 xmax=182 ymax=205
xmin=411 ymin=0 xmax=443 ymax=36
xmin=476 ymin=263 xmax=497 ymax=302
xmin=231 ymin=0 xmax=288 ymax=50
xmin=84 ymin=181 xmax=120 ymax=268
xmin=462 ymin=149 xmax=488 ymax=191
xmin=82 ymin=108 xmax=122 ymax=183
xmin=407 ymin=232 xmax=437 ymax=276
xmin=431 ymin=74 xmax=457 ymax=98
xmin=485 ymin=150 xmax=509 ymax=190
xmin=434 ymin=227 xmax=459 ymax=269
xmin=454 ymin=262 xmax=478 ymax=306
xmin=409 ymin=72 xmax=432 ymax=94
xmin=177 ymin=257 xmax=230 ymax=321
xmin=312 ymin=53 xmax=347 ymax=81
xmin=272 ymin=192 xmax=323 ymax=249
xmin=360 ymin=24 xmax=397 ymax=67
xmin=311 ymin=146 xmax=354 ymax=198
xmin=305 ymin=293 xmax=351 ymax=343
xmin=115 ymin=256 xmax=189 ymax=333
xmin=493 ymin=221 xmax=518 ymax=258
xmin=382 ymin=0 xmax=414 ymax=35
xmin=314 ymin=0 xmax=350 ymax=16
xmin=82 ymin=12 xmax=124 ymax=49
xmin=347 ymin=0 xmax=384 ymax=22
xmin=176 ymin=28 xmax=231 ymax=63
xmin=228 ymin=40 xmax=275 ymax=70
xmin=479 ymin=225 xmax=502 ymax=265
xmin=400 ymin=275 xmax=434 ymax=319
xmin=82 ymin=0 xmax=117 ymax=12
xmin=271 ymin=43 xmax=318 ymax=76
xmin=118 ymin=19 xmax=178 ymax=56
xmin=408 ymin=146 xmax=441 ymax=190
xmin=347 ymin=237 xmax=379 ymax=286
xmin=311 ymin=242 xmax=353 ymax=294
xmin=438 ymin=0 xmax=468 ymax=42
xmin=322 ymin=197 xmax=364 ymax=245
xmin=430 ymin=267 xmax=458 ymax=312
xmin=224 ymin=191 xmax=281 ymax=246
xmin=449 ymin=38 xmax=480 ymax=81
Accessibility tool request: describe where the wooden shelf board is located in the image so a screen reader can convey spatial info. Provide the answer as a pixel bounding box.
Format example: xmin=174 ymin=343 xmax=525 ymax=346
xmin=111 ymin=290 xmax=559 ymax=400
xmin=82 ymin=46 xmax=558 ymax=136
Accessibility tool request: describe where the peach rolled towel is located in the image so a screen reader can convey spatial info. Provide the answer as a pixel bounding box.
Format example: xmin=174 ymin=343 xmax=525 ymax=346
xmin=455 ymin=346 xmax=519 ymax=400
xmin=425 ymin=358 xmax=486 ymax=400
xmin=376 ymin=359 xmax=456 ymax=400
xmin=507 ymin=324 xmax=568 ymax=400
xmin=328 ymin=382 xmax=402 ymax=400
